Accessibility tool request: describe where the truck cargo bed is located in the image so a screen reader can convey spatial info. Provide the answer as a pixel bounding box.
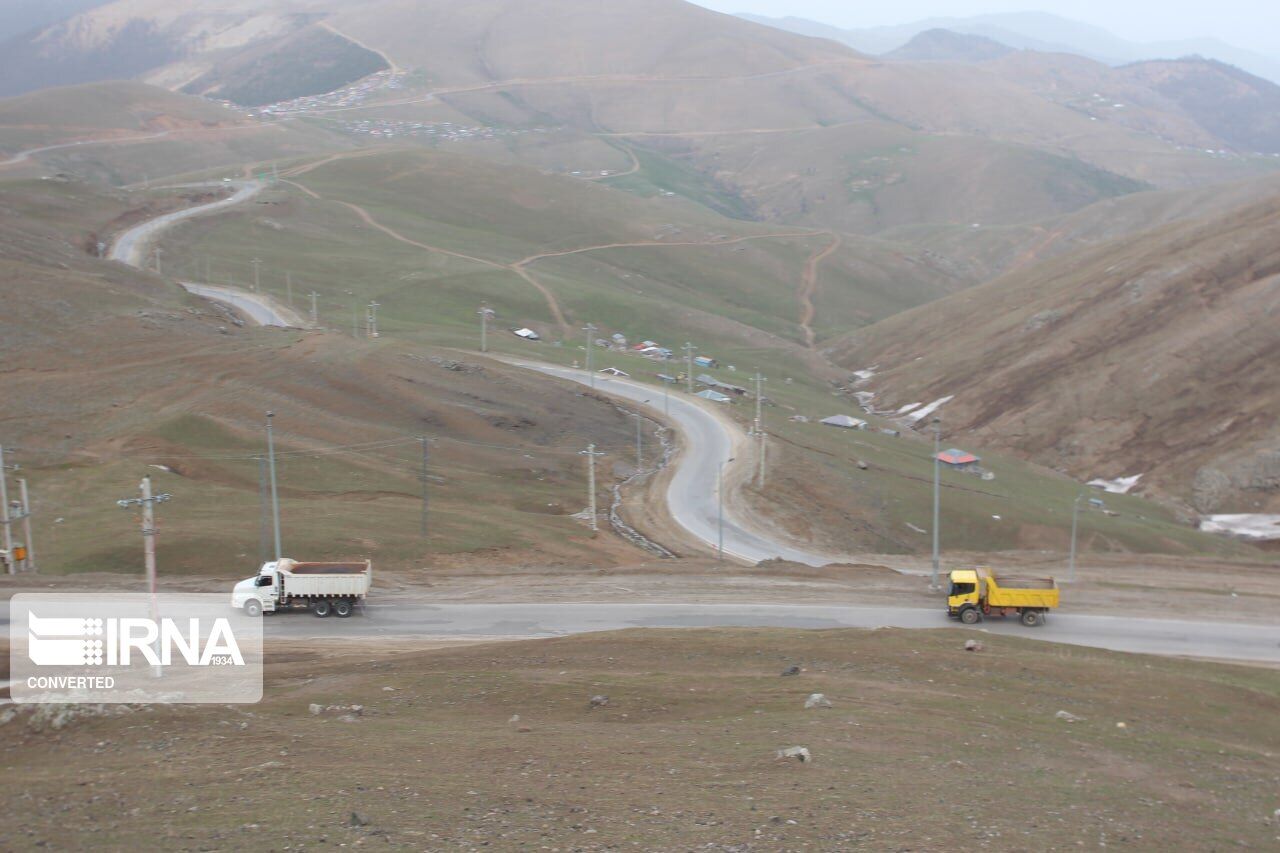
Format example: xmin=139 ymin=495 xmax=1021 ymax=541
xmin=288 ymin=562 xmax=370 ymax=575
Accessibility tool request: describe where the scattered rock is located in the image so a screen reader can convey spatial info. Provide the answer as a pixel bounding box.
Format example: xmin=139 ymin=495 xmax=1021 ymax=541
xmin=508 ymin=714 xmax=521 ymax=724
xmin=0 ymin=709 xmax=16 ymax=727
xmin=776 ymin=746 xmax=811 ymax=763
xmin=804 ymin=693 xmax=831 ymax=710
xmin=780 ymin=665 xmax=802 ymax=677
xmin=589 ymin=695 xmax=609 ymax=709
xmin=349 ymin=811 xmax=370 ymax=827
xmin=308 ymin=704 xmax=323 ymax=716
xmin=964 ymin=639 xmax=984 ymax=652
xmin=1055 ymin=710 xmax=1082 ymax=723
xmin=1116 ymin=721 xmax=1127 ymax=729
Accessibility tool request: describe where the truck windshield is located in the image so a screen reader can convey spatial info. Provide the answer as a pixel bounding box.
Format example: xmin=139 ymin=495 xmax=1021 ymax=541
xmin=256 ymin=575 xmax=273 ymax=587
xmin=949 ymin=581 xmax=976 ymax=596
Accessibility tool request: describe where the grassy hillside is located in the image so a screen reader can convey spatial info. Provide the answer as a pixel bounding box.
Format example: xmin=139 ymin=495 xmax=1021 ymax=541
xmin=0 ymin=176 xmax=663 ymax=576
xmin=150 ymin=149 xmax=1263 ymax=559
xmin=157 ymin=148 xmax=958 ymax=353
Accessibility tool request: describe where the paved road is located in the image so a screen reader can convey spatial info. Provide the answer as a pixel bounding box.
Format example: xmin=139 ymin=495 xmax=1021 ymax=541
xmin=181 ymin=282 xmax=304 ymax=327
xmin=514 ymin=362 xmax=840 ymax=566
xmin=109 ymin=180 xmax=264 ymax=268
xmin=0 ymin=132 xmax=171 ymax=167
xmin=260 ymin=602 xmax=1280 ymax=663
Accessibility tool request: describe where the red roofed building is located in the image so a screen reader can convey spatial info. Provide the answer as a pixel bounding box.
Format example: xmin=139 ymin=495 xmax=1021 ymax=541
xmin=937 ymin=448 xmax=981 ymax=470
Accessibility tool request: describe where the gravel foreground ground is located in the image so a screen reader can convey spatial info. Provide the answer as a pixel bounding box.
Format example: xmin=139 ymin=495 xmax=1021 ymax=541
xmin=2 ymin=627 xmax=1279 ymax=850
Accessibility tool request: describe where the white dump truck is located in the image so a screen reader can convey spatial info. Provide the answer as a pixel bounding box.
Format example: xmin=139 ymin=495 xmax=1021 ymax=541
xmin=231 ymin=558 xmax=371 ymax=618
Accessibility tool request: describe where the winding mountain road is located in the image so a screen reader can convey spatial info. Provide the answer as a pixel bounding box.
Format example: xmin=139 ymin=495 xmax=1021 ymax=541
xmin=109 ymin=181 xmax=265 ymax=268
xmin=107 ymin=180 xmax=307 ymax=327
xmin=96 ymin=169 xmax=1280 ymax=664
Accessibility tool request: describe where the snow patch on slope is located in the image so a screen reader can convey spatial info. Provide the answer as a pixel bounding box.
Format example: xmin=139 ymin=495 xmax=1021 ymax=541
xmin=1200 ymin=514 xmax=1280 ymax=541
xmin=905 ymin=395 xmax=953 ymax=423
xmin=1087 ymin=474 xmax=1142 ymax=494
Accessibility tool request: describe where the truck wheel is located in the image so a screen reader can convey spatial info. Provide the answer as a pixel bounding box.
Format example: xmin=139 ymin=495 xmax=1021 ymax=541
xmin=243 ymin=600 xmax=262 ymax=618
xmin=1020 ymin=610 xmax=1041 ymax=627
xmin=312 ymin=600 xmax=332 ymax=618
xmin=333 ymin=599 xmax=353 ymax=618
xmin=959 ymin=606 xmax=982 ymax=625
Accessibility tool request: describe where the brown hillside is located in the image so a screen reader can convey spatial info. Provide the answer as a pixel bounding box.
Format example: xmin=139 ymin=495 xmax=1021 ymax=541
xmin=331 ymin=0 xmax=858 ymax=84
xmin=828 ymin=183 xmax=1280 ymax=513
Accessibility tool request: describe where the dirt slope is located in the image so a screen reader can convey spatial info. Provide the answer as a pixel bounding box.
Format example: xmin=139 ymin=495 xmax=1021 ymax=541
xmin=829 ymin=186 xmax=1280 ymax=513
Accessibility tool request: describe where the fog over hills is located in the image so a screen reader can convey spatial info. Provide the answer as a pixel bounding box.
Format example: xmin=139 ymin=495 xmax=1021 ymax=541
xmin=739 ymin=10 xmax=1280 ymax=85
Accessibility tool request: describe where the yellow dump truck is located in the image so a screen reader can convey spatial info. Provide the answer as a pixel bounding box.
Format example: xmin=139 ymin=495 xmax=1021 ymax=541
xmin=947 ymin=568 xmax=1059 ymax=627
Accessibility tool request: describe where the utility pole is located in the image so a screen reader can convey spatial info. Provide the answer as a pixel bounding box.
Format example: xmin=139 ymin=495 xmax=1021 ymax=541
xmin=758 ymin=432 xmax=767 ymax=489
xmin=266 ymin=412 xmax=282 ymax=561
xmin=584 ymin=324 xmax=598 ymax=389
xmin=352 ymin=300 xmax=359 ymax=338
xmin=753 ymin=371 xmax=767 ymax=487
xmin=309 ymin=291 xmax=318 ymax=328
xmin=579 ymin=444 xmax=604 ymax=533
xmin=419 ymin=437 xmax=429 ymax=537
xmin=116 ymin=475 xmax=172 ymax=675
xmin=256 ymin=456 xmax=270 ymax=566
xmin=478 ymin=303 xmax=494 ymax=353
xmin=0 ymin=445 xmax=13 ymax=572
xmin=718 ymin=456 xmax=735 ymax=562
xmin=1068 ymin=493 xmax=1082 ymax=583
xmin=682 ymin=343 xmax=696 ymax=393
xmin=367 ymin=302 xmax=380 ymax=338
xmin=16 ymin=478 xmax=34 ymax=572
xmin=930 ymin=416 xmax=942 ymax=591
xmin=251 ymin=258 xmax=262 ymax=292
xmin=285 ymin=271 xmax=293 ymax=306
xmin=153 ymin=247 xmax=163 ymax=276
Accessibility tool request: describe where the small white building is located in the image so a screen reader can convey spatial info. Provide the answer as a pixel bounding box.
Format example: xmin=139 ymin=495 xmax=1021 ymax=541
xmin=820 ymin=415 xmax=867 ymax=430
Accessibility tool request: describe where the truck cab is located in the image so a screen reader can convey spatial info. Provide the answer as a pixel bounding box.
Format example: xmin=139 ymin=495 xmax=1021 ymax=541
xmin=947 ymin=569 xmax=981 ymax=616
xmin=231 ymin=564 xmax=281 ymax=616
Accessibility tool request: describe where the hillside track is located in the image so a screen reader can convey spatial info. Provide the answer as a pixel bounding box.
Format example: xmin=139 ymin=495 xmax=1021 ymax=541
xmin=798 ymin=232 xmax=841 ymax=349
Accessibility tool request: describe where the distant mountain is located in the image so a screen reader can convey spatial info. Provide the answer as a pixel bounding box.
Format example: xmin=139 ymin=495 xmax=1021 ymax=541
xmin=1117 ymin=59 xmax=1280 ymax=155
xmin=739 ymin=11 xmax=1280 ymax=85
xmin=884 ymin=29 xmax=1013 ymax=63
xmin=0 ymin=0 xmax=107 ymax=42
xmin=0 ymin=0 xmax=363 ymax=100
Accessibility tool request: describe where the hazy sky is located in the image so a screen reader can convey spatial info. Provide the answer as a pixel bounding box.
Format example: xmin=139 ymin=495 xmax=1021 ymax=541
xmin=695 ymin=1 xmax=1279 ymax=54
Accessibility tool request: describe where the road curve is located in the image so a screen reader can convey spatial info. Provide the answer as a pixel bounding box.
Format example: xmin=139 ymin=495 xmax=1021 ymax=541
xmin=109 ymin=180 xmax=264 ymax=268
xmin=181 ymin=282 xmax=305 ymax=327
xmin=511 ymin=361 xmax=839 ymax=566
xmin=261 ymin=602 xmax=1280 ymax=663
